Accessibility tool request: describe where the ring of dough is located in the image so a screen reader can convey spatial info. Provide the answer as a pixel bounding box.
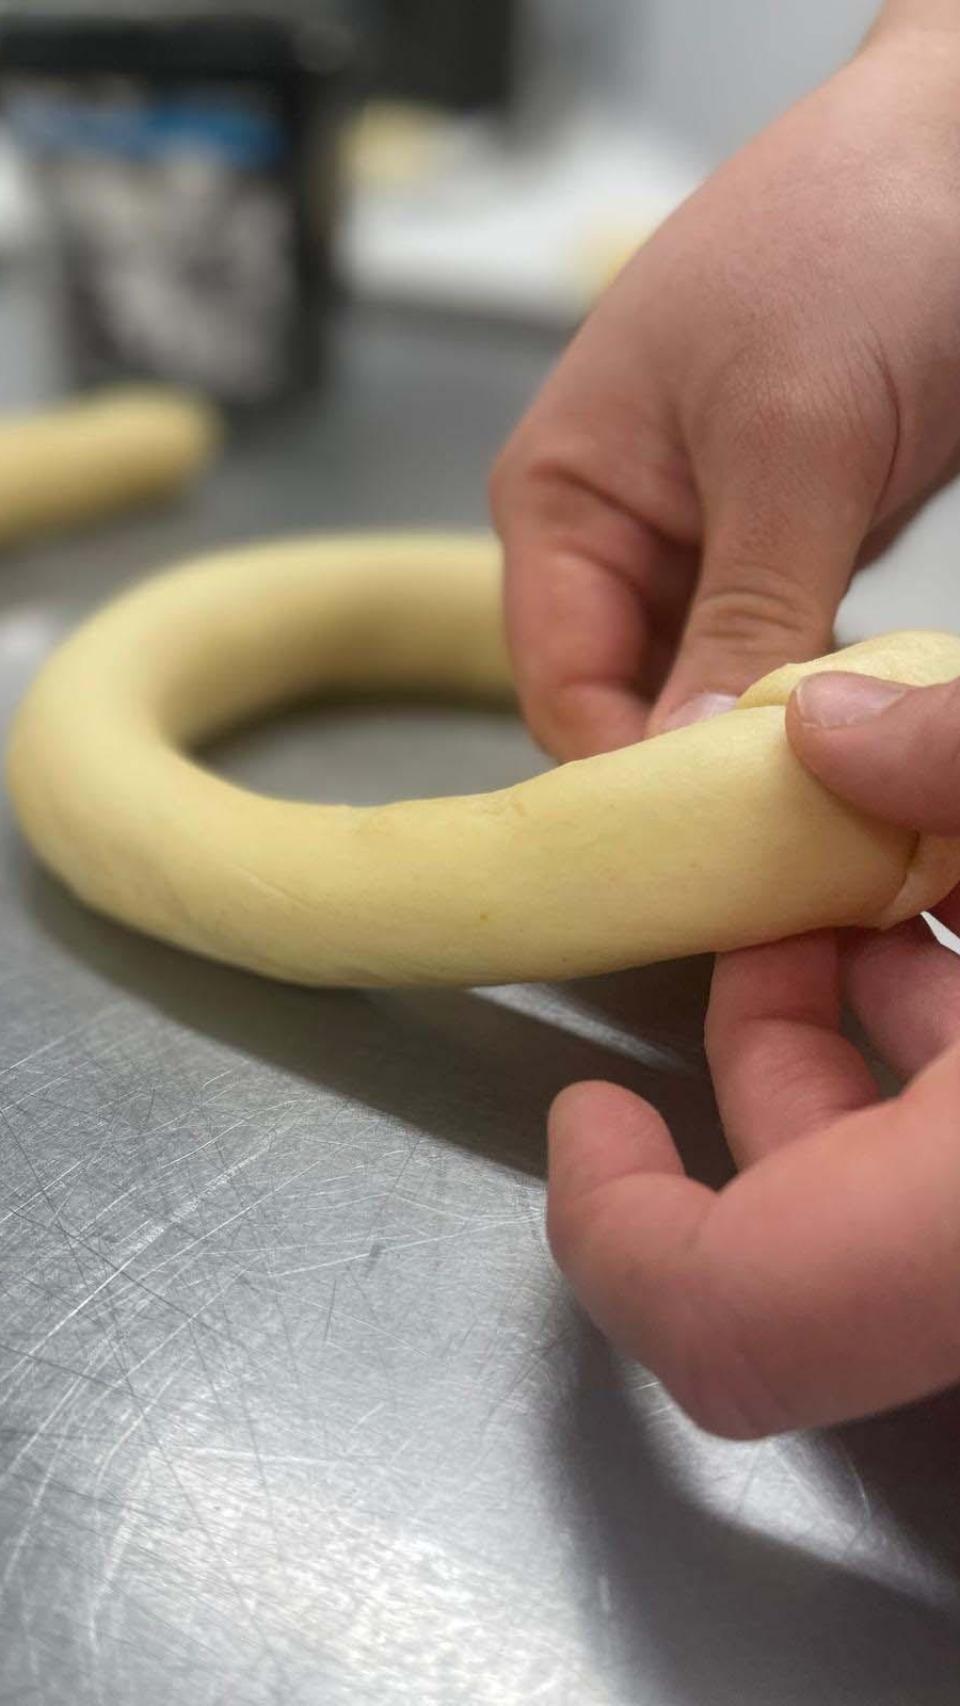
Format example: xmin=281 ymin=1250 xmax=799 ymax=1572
xmin=8 ymin=532 xmax=960 ymax=987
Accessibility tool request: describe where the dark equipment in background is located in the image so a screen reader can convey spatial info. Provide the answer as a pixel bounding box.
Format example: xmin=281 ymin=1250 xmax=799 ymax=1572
xmin=360 ymin=0 xmax=518 ymax=114
xmin=0 ymin=14 xmax=345 ymax=409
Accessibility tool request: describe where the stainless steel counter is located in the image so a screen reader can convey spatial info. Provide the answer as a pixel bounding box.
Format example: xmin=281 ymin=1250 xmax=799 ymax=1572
xmin=1 ymin=304 xmax=959 ymax=1705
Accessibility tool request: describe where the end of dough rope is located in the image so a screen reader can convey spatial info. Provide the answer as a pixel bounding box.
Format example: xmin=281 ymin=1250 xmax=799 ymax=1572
xmin=0 ymin=387 xmax=221 ymax=548
xmin=8 ymin=531 xmax=960 ymax=987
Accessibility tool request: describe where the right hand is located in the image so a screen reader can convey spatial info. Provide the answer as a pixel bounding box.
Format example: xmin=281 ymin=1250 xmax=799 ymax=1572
xmin=493 ymin=26 xmax=960 ymax=759
xmin=544 ymin=670 xmax=960 ymax=1437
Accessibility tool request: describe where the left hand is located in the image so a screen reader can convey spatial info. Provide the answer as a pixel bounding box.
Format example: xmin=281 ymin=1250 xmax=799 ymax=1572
xmin=548 ymin=671 xmax=960 ymax=1437
xmin=492 ymin=32 xmax=960 ymax=760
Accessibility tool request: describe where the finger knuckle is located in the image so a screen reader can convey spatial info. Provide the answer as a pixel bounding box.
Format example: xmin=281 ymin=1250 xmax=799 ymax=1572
xmin=714 ymin=335 xmax=895 ymax=503
xmin=690 ymin=569 xmax=827 ymax=660
xmin=492 ymin=419 xmax=602 ymax=531
xmin=735 ymin=378 xmax=843 ymax=461
xmin=936 ymin=683 xmax=960 ymax=777
xmin=679 ymin=1343 xmax=790 ymax=1441
xmin=488 ymin=438 xmax=523 ymax=524
xmin=545 ymin=1177 xmax=594 ymax=1271
xmin=546 ymin=1174 xmax=632 ymax=1284
xmin=669 ymin=1268 xmax=796 ymax=1440
xmin=489 ymin=426 xmax=558 ymax=523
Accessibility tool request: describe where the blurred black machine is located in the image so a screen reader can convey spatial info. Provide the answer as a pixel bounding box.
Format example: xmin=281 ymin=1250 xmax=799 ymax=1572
xmin=352 ymin=0 xmax=518 ymax=113
xmin=0 ymin=13 xmax=345 ymax=409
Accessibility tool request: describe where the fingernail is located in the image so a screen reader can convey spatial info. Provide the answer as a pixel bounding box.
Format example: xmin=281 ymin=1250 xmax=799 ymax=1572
xmin=660 ymin=692 xmax=737 ymax=732
xmin=793 ymin=672 xmax=910 ymax=729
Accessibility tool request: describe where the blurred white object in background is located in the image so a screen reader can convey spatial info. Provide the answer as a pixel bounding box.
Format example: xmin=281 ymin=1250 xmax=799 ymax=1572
xmin=0 ymin=128 xmax=42 ymax=256
xmin=0 ymin=129 xmax=66 ymax=407
xmin=342 ymin=104 xmax=699 ymax=322
xmin=343 ymin=0 xmax=880 ymax=323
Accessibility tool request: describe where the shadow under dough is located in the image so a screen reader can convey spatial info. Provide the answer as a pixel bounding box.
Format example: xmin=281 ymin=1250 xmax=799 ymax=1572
xmin=26 ymin=866 xmax=730 ymax=1187
xmin=23 ymin=866 xmax=960 ymax=1695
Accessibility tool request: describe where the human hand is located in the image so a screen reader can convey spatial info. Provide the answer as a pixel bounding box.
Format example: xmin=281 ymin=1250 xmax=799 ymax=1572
xmin=547 ymin=670 xmax=960 ymax=1438
xmin=493 ymin=29 xmax=960 ymax=758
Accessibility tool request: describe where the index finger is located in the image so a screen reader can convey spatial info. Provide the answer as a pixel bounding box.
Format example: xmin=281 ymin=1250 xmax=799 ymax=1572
xmin=499 ymin=519 xmax=656 ymax=758
xmin=706 ymin=933 xmax=878 ymax=1164
xmin=548 ymin=1043 xmax=960 ymax=1437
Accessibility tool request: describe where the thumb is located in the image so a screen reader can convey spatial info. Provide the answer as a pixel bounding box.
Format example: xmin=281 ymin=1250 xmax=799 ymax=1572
xmin=787 ymin=672 xmax=960 ymax=835
xmin=649 ymin=443 xmax=874 ymax=735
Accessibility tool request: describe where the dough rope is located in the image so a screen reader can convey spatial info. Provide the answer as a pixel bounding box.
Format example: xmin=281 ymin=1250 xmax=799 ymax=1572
xmin=8 ymin=531 xmax=960 ymax=987
xmin=0 ymin=388 xmax=219 ymax=547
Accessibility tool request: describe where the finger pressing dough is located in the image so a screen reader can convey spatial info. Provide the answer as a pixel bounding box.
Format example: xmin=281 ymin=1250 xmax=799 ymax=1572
xmin=8 ymin=531 xmax=960 ymax=987
xmin=0 ymin=387 xmax=219 ymax=548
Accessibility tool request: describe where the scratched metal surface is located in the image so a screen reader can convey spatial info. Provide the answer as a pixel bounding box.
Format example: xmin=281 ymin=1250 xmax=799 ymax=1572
xmin=1 ymin=295 xmax=959 ymax=1706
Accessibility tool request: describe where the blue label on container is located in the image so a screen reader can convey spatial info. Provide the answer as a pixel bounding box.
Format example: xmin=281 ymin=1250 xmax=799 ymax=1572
xmin=8 ymin=93 xmax=287 ymax=169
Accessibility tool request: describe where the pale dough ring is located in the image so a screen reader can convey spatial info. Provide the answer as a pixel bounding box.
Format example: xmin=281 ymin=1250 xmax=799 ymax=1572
xmin=8 ymin=531 xmax=960 ymax=987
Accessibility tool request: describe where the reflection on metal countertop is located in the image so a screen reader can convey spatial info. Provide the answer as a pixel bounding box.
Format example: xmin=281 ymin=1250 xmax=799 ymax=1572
xmin=1 ymin=304 xmax=959 ymax=1705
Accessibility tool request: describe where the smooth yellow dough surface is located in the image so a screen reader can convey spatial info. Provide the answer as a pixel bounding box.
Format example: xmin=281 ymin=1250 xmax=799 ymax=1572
xmin=0 ymin=388 xmax=219 ymax=547
xmin=8 ymin=532 xmax=960 ymax=987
